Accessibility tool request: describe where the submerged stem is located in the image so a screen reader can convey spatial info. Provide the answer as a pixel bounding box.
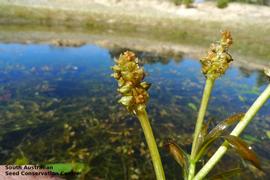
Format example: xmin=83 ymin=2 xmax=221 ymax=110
xmin=188 ymin=78 xmax=215 ymax=180
xmin=194 ymin=84 xmax=270 ymax=180
xmin=136 ymin=108 xmax=166 ymax=180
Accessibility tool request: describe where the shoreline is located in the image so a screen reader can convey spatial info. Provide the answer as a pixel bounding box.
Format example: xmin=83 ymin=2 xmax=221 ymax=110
xmin=0 ymin=26 xmax=268 ymax=71
xmin=0 ymin=1 xmax=269 ymax=69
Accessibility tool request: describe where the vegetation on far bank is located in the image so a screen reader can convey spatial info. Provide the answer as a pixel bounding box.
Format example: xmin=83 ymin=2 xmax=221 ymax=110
xmin=0 ymin=3 xmax=269 ymax=63
xmin=171 ymin=0 xmax=270 ymax=7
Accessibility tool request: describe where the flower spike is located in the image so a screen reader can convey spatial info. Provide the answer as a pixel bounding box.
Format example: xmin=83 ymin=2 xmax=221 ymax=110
xmin=111 ymin=51 xmax=151 ymax=113
xmin=200 ymin=30 xmax=233 ymax=80
xmin=111 ymin=52 xmax=166 ymax=180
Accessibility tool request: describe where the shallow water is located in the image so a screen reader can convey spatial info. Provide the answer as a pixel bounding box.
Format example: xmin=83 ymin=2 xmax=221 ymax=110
xmin=0 ymin=44 xmax=269 ymax=179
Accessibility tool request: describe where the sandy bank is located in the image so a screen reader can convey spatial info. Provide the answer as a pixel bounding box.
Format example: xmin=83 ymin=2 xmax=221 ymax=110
xmin=1 ymin=0 xmax=270 ymax=24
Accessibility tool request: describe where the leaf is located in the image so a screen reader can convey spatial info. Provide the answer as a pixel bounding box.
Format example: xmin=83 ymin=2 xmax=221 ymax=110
xmin=208 ymin=168 xmax=243 ymax=180
xmin=223 ymin=135 xmax=261 ymax=170
xmin=243 ymin=134 xmax=260 ymax=144
xmin=15 ymin=157 xmax=29 ymax=165
xmin=164 ymin=139 xmax=189 ymax=177
xmin=199 ymin=120 xmax=211 ymax=143
xmin=45 ymin=163 xmax=89 ymax=174
xmin=195 ymin=113 xmax=245 ymax=161
xmin=165 ymin=140 xmax=188 ymax=167
xmin=195 ymin=119 xmax=212 ymax=156
xmin=238 ymin=95 xmax=245 ymax=102
xmin=188 ymin=103 xmax=197 ymax=111
xmin=206 ymin=113 xmax=245 ymax=140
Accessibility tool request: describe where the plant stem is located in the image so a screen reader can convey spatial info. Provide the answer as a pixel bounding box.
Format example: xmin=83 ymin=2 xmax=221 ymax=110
xmin=188 ymin=162 xmax=196 ymax=180
xmin=188 ymin=78 xmax=215 ymax=180
xmin=136 ymin=108 xmax=166 ymax=180
xmin=194 ymin=84 xmax=270 ymax=180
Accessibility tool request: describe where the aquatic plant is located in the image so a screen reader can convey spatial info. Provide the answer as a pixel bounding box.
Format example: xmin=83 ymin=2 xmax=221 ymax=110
xmin=186 ymin=31 xmax=270 ymax=180
xmin=111 ymin=51 xmax=165 ymax=180
xmin=112 ymin=31 xmax=270 ymax=180
xmin=187 ymin=30 xmax=233 ymax=179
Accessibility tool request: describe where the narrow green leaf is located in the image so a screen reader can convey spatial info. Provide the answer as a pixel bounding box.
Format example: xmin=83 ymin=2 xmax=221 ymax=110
xmin=223 ymin=135 xmax=261 ymax=170
xmin=195 ymin=113 xmax=245 ymax=161
xmin=208 ymin=168 xmax=242 ymax=180
xmin=243 ymin=134 xmax=260 ymax=144
xmin=188 ymin=103 xmax=197 ymax=111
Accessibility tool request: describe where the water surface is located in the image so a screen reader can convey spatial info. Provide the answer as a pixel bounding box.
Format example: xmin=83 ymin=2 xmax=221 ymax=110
xmin=0 ymin=44 xmax=269 ymax=179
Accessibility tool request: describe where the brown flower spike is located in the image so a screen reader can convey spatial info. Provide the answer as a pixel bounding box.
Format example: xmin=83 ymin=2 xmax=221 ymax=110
xmin=200 ymin=31 xmax=233 ymax=80
xmin=111 ymin=51 xmax=151 ymax=114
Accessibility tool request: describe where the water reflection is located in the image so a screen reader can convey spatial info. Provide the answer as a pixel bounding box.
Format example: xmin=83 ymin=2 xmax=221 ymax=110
xmin=109 ymin=47 xmax=183 ymax=65
xmin=0 ymin=44 xmax=269 ymax=179
xmin=238 ymin=67 xmax=269 ymax=87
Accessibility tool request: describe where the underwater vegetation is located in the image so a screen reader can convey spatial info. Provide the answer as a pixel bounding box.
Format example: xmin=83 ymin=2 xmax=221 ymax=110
xmin=112 ymin=31 xmax=270 ymax=180
xmin=0 ymin=38 xmax=269 ymax=179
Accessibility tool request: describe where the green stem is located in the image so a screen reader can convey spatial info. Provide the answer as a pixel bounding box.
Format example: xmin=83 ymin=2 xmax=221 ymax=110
xmin=136 ymin=108 xmax=166 ymax=180
xmin=188 ymin=78 xmax=215 ymax=180
xmin=188 ymin=162 xmax=196 ymax=180
xmin=194 ymin=84 xmax=270 ymax=180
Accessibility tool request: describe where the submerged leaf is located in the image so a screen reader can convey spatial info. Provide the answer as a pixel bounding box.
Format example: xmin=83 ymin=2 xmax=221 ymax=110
xmin=165 ymin=140 xmax=188 ymax=168
xmin=164 ymin=139 xmax=189 ymax=178
xmin=223 ymin=135 xmax=261 ymax=170
xmin=188 ymin=103 xmax=197 ymax=111
xmin=209 ymin=168 xmax=243 ymax=180
xmin=243 ymin=134 xmax=260 ymax=144
xmin=195 ymin=113 xmax=245 ymax=161
xmin=207 ymin=113 xmax=245 ymax=139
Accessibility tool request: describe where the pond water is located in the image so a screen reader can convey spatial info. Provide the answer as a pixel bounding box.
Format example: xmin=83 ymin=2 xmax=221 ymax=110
xmin=0 ymin=43 xmax=269 ymax=179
